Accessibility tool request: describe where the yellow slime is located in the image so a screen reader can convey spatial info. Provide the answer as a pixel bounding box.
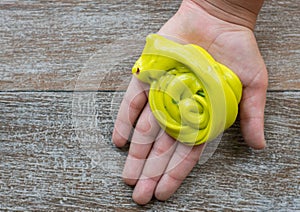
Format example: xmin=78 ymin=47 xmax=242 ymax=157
xmin=132 ymin=34 xmax=242 ymax=146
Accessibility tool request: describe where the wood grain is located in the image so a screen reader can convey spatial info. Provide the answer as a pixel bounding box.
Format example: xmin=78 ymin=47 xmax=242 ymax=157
xmin=0 ymin=91 xmax=299 ymax=211
xmin=0 ymin=0 xmax=299 ymax=91
xmin=0 ymin=0 xmax=299 ymax=210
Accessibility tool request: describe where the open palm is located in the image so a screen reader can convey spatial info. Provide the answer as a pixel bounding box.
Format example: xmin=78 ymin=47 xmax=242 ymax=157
xmin=113 ymin=0 xmax=268 ymax=205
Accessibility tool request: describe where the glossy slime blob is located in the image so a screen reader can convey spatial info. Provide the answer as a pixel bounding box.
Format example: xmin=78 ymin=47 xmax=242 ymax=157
xmin=132 ymin=34 xmax=242 ymax=146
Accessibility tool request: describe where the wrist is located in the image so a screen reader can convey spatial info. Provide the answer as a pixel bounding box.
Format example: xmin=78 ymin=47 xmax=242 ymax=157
xmin=186 ymin=0 xmax=264 ymax=30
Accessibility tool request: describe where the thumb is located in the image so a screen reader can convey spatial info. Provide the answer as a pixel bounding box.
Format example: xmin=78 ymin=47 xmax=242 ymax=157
xmin=239 ymin=83 xmax=268 ymax=150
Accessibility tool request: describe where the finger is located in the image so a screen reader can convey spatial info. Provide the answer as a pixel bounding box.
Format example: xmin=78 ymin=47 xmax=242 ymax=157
xmin=122 ymin=104 xmax=161 ymax=186
xmin=239 ymin=82 xmax=267 ymax=150
xmin=154 ymin=142 xmax=205 ymax=201
xmin=132 ymin=132 xmax=177 ymax=205
xmin=112 ymin=77 xmax=148 ymax=147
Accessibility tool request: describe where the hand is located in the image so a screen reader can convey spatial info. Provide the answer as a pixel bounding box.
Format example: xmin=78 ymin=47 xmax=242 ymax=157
xmin=113 ymin=0 xmax=268 ymax=205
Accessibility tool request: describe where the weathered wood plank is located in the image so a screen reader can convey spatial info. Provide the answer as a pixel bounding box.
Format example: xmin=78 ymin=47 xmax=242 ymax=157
xmin=0 ymin=0 xmax=176 ymax=92
xmin=0 ymin=91 xmax=299 ymax=210
xmin=0 ymin=0 xmax=299 ymax=91
xmin=255 ymin=0 xmax=300 ymax=90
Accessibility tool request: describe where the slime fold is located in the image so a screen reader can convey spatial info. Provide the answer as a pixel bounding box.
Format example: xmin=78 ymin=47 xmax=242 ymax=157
xmin=132 ymin=34 xmax=242 ymax=146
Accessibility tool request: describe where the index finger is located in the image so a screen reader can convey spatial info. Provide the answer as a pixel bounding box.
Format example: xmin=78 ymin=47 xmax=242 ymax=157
xmin=112 ymin=76 xmax=148 ymax=147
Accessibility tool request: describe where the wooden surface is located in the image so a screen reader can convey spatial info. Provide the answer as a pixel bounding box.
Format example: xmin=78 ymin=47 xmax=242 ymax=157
xmin=0 ymin=0 xmax=299 ymax=211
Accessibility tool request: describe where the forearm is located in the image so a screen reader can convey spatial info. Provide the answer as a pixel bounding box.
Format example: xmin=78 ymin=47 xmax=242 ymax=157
xmin=188 ymin=0 xmax=264 ymax=30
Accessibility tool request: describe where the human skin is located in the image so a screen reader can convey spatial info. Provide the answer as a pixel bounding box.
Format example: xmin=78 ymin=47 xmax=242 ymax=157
xmin=112 ymin=0 xmax=268 ymax=205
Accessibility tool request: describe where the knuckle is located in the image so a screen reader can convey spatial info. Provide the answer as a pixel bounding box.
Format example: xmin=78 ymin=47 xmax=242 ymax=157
xmin=135 ymin=120 xmax=152 ymax=134
xmin=175 ymin=148 xmax=200 ymax=164
xmin=129 ymin=149 xmax=146 ymax=161
xmin=167 ymin=172 xmax=184 ymax=182
xmin=134 ymin=114 xmax=158 ymax=136
xmin=152 ymin=144 xmax=168 ymax=157
xmin=124 ymin=92 xmax=145 ymax=112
